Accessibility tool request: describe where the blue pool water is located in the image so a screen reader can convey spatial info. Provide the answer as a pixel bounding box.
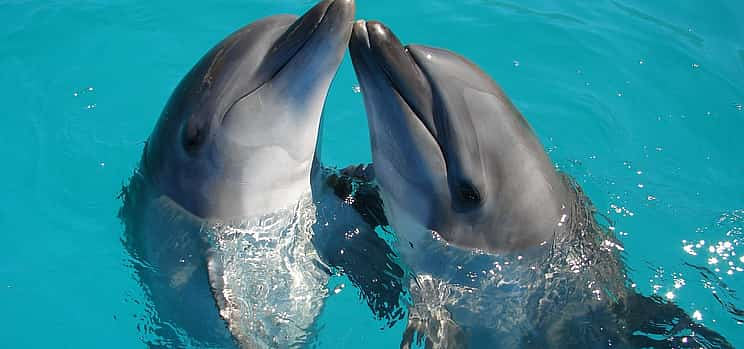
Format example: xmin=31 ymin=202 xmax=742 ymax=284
xmin=1 ymin=0 xmax=743 ymax=347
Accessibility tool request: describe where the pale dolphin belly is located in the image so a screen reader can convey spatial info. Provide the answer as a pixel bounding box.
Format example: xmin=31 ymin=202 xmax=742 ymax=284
xmin=208 ymin=193 xmax=329 ymax=348
xmin=122 ymin=177 xmax=330 ymax=348
xmin=400 ymin=235 xmax=544 ymax=349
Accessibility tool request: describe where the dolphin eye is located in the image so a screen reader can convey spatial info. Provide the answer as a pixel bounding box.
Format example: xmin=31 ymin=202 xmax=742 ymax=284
xmin=182 ymin=117 xmax=207 ymax=154
xmin=457 ymin=181 xmax=481 ymax=205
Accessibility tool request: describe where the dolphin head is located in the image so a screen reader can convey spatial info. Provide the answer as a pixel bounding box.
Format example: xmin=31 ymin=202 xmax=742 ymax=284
xmin=143 ymin=0 xmax=355 ymax=219
xmin=349 ymin=21 xmax=572 ymax=252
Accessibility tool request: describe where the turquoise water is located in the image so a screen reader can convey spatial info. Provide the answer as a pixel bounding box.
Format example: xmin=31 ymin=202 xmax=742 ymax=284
xmin=1 ymin=0 xmax=743 ymax=347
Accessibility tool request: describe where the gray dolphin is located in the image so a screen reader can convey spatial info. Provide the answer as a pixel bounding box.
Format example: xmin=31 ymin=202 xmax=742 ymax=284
xmin=117 ymin=1 xmax=402 ymax=347
xmin=349 ymin=20 xmax=733 ymax=349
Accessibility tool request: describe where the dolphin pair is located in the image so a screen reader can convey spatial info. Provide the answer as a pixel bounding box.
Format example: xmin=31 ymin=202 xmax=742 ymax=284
xmin=349 ymin=20 xmax=733 ymax=349
xmin=121 ymin=1 xmax=403 ymax=347
xmin=118 ymin=0 xmax=733 ymax=347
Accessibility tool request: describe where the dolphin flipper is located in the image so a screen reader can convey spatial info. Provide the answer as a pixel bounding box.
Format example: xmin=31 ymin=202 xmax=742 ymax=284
xmin=616 ymin=292 xmax=735 ymax=349
xmin=317 ymin=164 xmax=407 ymax=325
xmin=120 ymin=176 xmax=236 ymax=348
xmin=335 ymin=163 xmax=386 ymax=227
xmin=527 ymin=291 xmax=735 ymax=349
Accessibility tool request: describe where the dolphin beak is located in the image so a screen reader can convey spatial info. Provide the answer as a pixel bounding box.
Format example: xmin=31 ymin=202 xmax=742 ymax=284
xmin=329 ymin=0 xmax=356 ymax=18
xmin=263 ymin=0 xmax=354 ymax=69
xmin=350 ymin=20 xmax=438 ymax=148
xmin=313 ymin=0 xmax=356 ymax=34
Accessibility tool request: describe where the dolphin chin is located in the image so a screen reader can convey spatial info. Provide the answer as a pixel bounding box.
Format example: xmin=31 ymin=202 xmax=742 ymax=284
xmin=350 ymin=20 xmax=734 ymax=349
xmin=120 ymin=1 xmax=358 ymax=348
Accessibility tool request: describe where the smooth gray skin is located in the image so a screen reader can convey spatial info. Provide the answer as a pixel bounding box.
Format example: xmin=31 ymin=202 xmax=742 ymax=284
xmin=349 ymin=20 xmax=573 ymax=253
xmin=121 ymin=1 xmax=355 ymax=347
xmin=144 ymin=0 xmax=354 ymax=220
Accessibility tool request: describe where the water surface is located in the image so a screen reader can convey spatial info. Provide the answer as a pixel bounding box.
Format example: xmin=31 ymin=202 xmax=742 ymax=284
xmin=1 ymin=0 xmax=742 ymax=347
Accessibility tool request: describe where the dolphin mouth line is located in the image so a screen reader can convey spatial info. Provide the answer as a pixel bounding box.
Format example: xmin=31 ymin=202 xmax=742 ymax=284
xmin=353 ymin=20 xmax=446 ymax=168
xmin=219 ymin=0 xmax=341 ymax=125
xmin=402 ymin=48 xmax=444 ymax=151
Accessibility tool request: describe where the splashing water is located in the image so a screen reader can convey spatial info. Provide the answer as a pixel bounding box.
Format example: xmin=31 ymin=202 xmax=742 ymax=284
xmin=208 ymin=194 xmax=329 ymax=348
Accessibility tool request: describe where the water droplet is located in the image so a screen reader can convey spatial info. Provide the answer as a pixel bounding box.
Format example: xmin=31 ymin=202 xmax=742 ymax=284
xmin=647 ymin=195 xmax=656 ymax=201
xmin=73 ymin=92 xmax=78 ymax=97
xmin=692 ymin=310 xmax=703 ymax=321
xmin=735 ymin=104 xmax=743 ymax=111
xmin=692 ymin=63 xmax=700 ymax=68
xmin=88 ymin=87 xmax=94 ymax=91
xmin=616 ymin=91 xmax=623 ymax=97
xmin=665 ymin=291 xmax=675 ymax=300
xmin=637 ymin=184 xmax=644 ymax=188
xmin=99 ymin=162 xmax=105 ymax=167
xmin=639 ymin=59 xmax=645 ymax=65
xmin=684 ymin=244 xmax=697 ymax=255
xmin=512 ymin=60 xmax=520 ymax=68
xmin=333 ymin=283 xmax=345 ymax=294
xmin=351 ymin=85 xmax=361 ymax=93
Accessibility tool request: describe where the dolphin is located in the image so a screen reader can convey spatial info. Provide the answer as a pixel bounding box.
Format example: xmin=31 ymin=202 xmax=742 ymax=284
xmin=349 ymin=20 xmax=733 ymax=349
xmin=119 ymin=2 xmax=404 ymax=347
